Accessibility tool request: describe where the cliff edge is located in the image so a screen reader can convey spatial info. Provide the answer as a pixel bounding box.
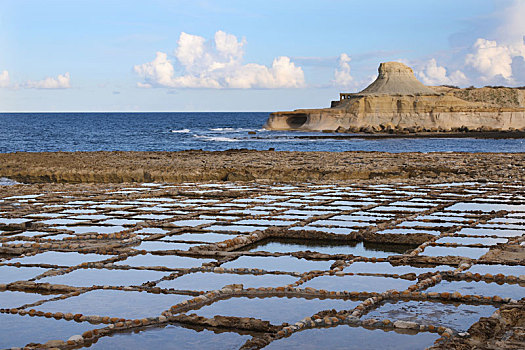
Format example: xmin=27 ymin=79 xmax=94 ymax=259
xmin=265 ymin=62 xmax=525 ymax=133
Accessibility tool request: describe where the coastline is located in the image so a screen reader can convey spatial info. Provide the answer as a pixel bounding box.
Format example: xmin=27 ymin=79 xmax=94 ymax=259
xmin=291 ymin=131 xmax=525 ymax=140
xmin=1 ymin=150 xmax=524 ymax=184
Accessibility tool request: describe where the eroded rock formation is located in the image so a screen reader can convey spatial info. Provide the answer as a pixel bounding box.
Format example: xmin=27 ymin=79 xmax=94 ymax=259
xmin=265 ymin=62 xmax=525 ymax=133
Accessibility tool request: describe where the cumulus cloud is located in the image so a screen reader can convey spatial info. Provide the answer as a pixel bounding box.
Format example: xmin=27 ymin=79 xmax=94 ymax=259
xmin=333 ymin=53 xmax=353 ymax=87
xmin=25 ymin=72 xmax=71 ymax=89
xmin=0 ymin=70 xmax=9 ymax=88
xmin=417 ymin=58 xmax=467 ymax=86
xmin=404 ymin=1 xmax=525 ymax=86
xmin=465 ymin=39 xmax=516 ymax=82
xmin=462 ymin=1 xmax=525 ymax=84
xmin=134 ymin=30 xmax=305 ymax=89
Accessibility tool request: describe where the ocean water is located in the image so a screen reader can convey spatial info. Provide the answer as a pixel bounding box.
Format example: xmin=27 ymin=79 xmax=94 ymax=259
xmin=1 ymin=112 xmax=524 ymax=153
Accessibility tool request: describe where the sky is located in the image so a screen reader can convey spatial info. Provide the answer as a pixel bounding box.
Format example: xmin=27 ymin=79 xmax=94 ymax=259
xmin=0 ymin=0 xmax=524 ymax=112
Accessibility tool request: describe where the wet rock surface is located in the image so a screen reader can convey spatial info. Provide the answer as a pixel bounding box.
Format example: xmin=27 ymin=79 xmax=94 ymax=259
xmin=0 ymin=174 xmax=523 ymax=349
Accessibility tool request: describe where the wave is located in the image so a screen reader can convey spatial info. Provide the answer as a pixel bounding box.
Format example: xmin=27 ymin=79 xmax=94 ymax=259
xmin=193 ymin=135 xmax=240 ymax=142
xmin=208 ymin=127 xmax=254 ymax=132
xmin=170 ymin=129 xmax=190 ymax=133
xmin=209 ymin=127 xmax=235 ymax=131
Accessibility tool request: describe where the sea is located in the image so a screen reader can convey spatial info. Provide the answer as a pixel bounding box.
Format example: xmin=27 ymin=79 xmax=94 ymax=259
xmin=1 ymin=112 xmax=524 ymax=153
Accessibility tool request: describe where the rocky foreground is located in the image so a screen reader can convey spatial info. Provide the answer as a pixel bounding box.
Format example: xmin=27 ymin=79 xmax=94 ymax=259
xmin=1 ymin=150 xmax=525 ymax=184
xmin=1 ymin=151 xmax=524 ymax=349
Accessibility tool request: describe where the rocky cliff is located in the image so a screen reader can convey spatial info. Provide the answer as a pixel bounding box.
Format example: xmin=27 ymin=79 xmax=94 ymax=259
xmin=265 ymin=62 xmax=525 ymax=133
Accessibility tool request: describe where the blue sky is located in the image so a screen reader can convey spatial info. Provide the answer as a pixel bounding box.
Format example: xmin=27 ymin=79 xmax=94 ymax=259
xmin=0 ymin=0 xmax=523 ymax=111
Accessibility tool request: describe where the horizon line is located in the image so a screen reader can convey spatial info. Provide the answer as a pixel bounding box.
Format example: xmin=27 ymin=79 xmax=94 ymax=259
xmin=0 ymin=111 xmax=272 ymax=113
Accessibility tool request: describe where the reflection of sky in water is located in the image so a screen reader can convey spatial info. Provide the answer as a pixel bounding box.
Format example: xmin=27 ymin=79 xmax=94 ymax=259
xmin=37 ymin=289 xmax=190 ymax=319
xmin=157 ymin=272 xmax=298 ymax=291
xmin=428 ymin=280 xmax=525 ymax=300
xmin=194 ymin=296 xmax=360 ymax=325
xmin=222 ymin=255 xmax=333 ymax=273
xmin=38 ymin=268 xmax=168 ymax=287
xmin=246 ymin=238 xmax=415 ymax=257
xmin=265 ymin=325 xmax=438 ymax=350
xmin=365 ymin=300 xmax=496 ymax=332
xmin=86 ymin=323 xmax=251 ymax=350
xmin=0 ymin=313 xmax=94 ymax=349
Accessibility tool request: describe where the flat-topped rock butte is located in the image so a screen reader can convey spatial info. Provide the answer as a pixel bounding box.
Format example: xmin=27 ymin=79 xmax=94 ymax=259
xmin=264 ymin=62 xmax=525 ymax=133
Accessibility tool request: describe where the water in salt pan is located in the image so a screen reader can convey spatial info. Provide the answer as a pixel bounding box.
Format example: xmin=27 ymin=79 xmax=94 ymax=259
xmin=343 ymin=262 xmax=453 ymax=275
xmin=466 ymin=264 xmax=525 ymax=277
xmin=435 ymin=237 xmax=507 ymax=245
xmin=0 ymin=218 xmax=32 ymax=225
xmin=457 ymin=227 xmax=524 ymax=238
xmin=84 ymin=323 xmax=252 ymax=350
xmin=420 ymin=246 xmax=490 ymax=259
xmin=26 ymin=213 xmax=66 ymax=218
xmin=156 ymin=271 xmax=298 ymax=291
xmin=9 ymin=251 xmax=114 ymax=266
xmin=36 ymin=289 xmax=191 ymax=319
xmin=244 ymin=238 xmax=416 ymax=257
xmin=205 ymin=225 xmax=264 ymax=233
xmin=100 ymin=218 xmax=142 ymax=226
xmin=447 ymin=203 xmax=525 ymax=212
xmin=234 ymin=219 xmax=294 ymax=226
xmin=115 ymin=253 xmax=214 ymax=269
xmin=0 ymin=313 xmax=95 ymax=349
xmin=329 ymin=214 xmax=388 ymax=222
xmin=59 ymin=225 xmax=126 ymax=234
xmin=290 ymin=226 xmax=354 ymax=235
xmin=38 ymin=268 xmax=168 ymax=287
xmin=130 ymin=214 xmax=173 ymax=221
xmin=300 ymin=275 xmax=413 ymax=293
xmin=68 ymin=214 xmax=111 ymax=221
xmin=427 ymin=280 xmax=525 ymax=300
xmin=39 ymin=218 xmax=84 ymax=226
xmin=265 ymin=325 xmax=438 ymax=350
xmin=376 ymin=228 xmax=440 ymax=236
xmin=0 ymin=265 xmax=48 ymax=283
xmin=170 ymin=219 xmax=215 ymax=227
xmin=397 ymin=221 xmax=459 ymax=228
xmin=193 ymin=296 xmax=360 ymax=325
xmin=135 ymin=227 xmax=170 ymax=235
xmin=132 ymin=241 xmax=198 ymax=251
xmin=221 ymin=255 xmax=333 ymax=273
xmin=10 ymin=231 xmax=50 ymax=238
xmin=371 ymin=206 xmax=427 ymax=212
xmin=0 ymin=290 xmax=56 ymax=309
xmin=364 ymin=300 xmax=496 ymax=332
xmin=162 ymin=231 xmax=236 ymax=243
xmin=310 ymin=220 xmax=371 ymax=228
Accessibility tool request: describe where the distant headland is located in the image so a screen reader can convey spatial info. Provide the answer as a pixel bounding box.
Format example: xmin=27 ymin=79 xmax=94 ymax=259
xmin=264 ymin=62 xmax=525 ymax=134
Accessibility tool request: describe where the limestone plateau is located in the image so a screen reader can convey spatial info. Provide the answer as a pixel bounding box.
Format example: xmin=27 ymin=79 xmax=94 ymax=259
xmin=264 ymin=62 xmax=525 ymax=133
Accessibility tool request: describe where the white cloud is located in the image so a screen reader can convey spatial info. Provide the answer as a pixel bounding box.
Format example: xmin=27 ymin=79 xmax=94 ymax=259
xmin=26 ymin=72 xmax=71 ymax=89
xmin=405 ymin=1 xmax=525 ymax=86
xmin=495 ymin=0 xmax=525 ymax=45
xmin=465 ymin=39 xmax=515 ymax=82
xmin=134 ymin=30 xmax=305 ymax=89
xmin=333 ymin=53 xmax=353 ymax=87
xmin=0 ymin=70 xmax=9 ymax=88
xmin=462 ymin=1 xmax=525 ymax=84
xmin=417 ymin=58 xmax=467 ymax=86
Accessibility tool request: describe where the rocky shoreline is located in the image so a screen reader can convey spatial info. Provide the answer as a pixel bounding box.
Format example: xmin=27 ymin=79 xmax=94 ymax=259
xmin=1 ymin=150 xmax=525 ymax=184
xmin=265 ymin=62 xmax=525 ymax=132
xmin=292 ymin=130 xmax=525 ymax=139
